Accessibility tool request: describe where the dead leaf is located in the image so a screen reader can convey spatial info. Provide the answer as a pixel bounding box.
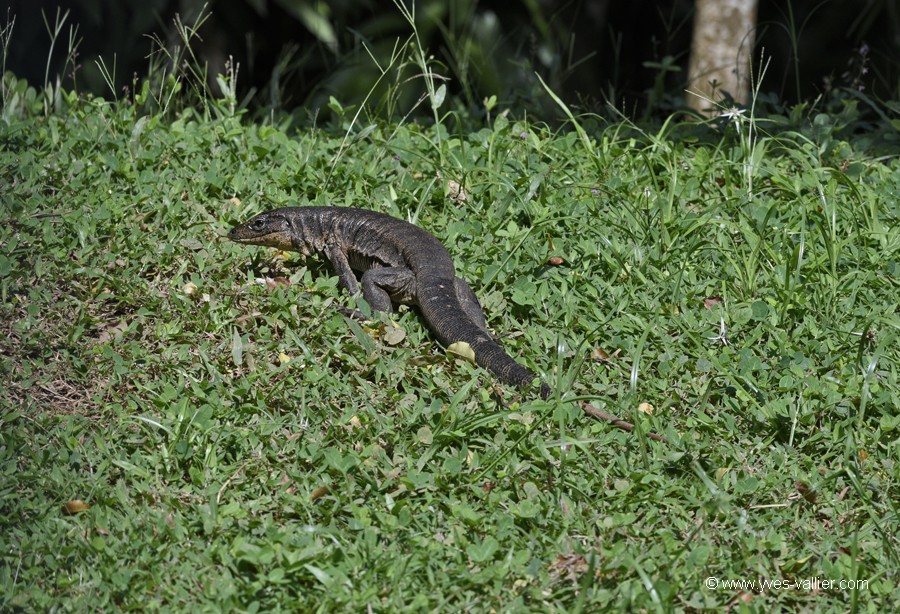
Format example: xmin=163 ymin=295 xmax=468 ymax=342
xmin=416 ymin=426 xmax=433 ymax=444
xmin=591 ymin=347 xmax=621 ymax=362
xmin=235 ymin=311 xmax=262 ymax=324
xmin=266 ymin=277 xmax=291 ymax=291
xmin=447 ymin=341 xmax=476 ymax=364
xmin=311 ymin=486 xmax=329 ymax=502
xmin=62 ymin=499 xmax=89 ymax=515
xmin=546 ymin=256 xmax=565 ymax=266
xmin=794 ymin=481 xmax=817 ymax=504
xmin=548 ymin=553 xmax=588 ymax=584
xmin=281 ymin=473 xmax=297 ymax=495
xmin=97 ymin=320 xmax=128 ymax=343
xmin=447 ymin=179 xmax=468 ymax=203
xmin=703 ymin=296 xmax=723 ymax=309
xmin=638 ymin=402 xmax=654 ymax=415
xmin=382 ymin=324 xmax=407 ymax=346
xmin=725 ymin=591 xmax=753 ymax=610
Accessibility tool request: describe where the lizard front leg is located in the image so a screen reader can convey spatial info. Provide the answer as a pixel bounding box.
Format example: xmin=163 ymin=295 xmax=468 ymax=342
xmin=323 ymin=243 xmax=360 ymax=295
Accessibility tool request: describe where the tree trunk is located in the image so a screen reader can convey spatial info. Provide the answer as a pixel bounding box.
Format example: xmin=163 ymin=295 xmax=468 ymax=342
xmin=687 ymin=0 xmax=758 ymax=114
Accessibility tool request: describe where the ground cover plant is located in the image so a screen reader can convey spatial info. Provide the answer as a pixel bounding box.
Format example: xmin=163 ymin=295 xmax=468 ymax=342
xmin=2 ymin=65 xmax=899 ymax=610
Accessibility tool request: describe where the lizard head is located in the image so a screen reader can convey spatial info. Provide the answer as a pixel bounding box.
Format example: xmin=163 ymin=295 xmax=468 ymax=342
xmin=228 ymin=210 xmax=296 ymax=251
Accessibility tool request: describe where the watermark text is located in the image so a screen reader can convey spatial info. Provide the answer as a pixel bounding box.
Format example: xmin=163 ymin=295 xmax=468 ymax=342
xmin=705 ymin=576 xmax=868 ymax=592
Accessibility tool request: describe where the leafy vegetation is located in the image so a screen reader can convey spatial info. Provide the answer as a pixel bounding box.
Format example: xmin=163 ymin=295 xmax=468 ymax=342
xmin=7 ymin=1 xmax=900 ymax=120
xmin=1 ymin=6 xmax=899 ymax=608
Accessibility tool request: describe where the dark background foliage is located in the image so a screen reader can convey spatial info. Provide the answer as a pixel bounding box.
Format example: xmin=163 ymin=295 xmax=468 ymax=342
xmin=6 ymin=0 xmax=900 ymax=118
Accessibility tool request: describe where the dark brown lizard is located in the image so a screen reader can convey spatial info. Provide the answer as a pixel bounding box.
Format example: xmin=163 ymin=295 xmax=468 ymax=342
xmin=229 ymin=206 xmax=665 ymax=441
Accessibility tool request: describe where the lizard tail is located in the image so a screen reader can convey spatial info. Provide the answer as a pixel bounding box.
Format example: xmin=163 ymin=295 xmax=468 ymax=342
xmin=469 ymin=337 xmax=549 ymax=398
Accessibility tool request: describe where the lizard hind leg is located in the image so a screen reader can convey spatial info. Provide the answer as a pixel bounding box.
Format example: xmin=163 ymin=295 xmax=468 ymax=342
xmin=454 ymin=277 xmax=490 ymax=333
xmin=360 ymin=267 xmax=417 ymax=313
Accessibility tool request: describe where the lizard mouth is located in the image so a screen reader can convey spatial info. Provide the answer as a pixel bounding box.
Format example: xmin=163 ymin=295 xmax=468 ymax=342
xmin=228 ymin=227 xmax=293 ymax=249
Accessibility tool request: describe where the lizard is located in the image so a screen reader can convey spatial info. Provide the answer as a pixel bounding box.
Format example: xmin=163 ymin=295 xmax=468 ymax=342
xmin=229 ymin=206 xmax=664 ymax=441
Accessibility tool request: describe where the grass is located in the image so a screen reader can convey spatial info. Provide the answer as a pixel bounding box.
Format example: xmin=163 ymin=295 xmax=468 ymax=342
xmin=1 ymin=59 xmax=899 ymax=611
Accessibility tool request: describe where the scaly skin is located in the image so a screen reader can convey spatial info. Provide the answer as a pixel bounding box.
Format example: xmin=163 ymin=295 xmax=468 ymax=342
xmin=229 ymin=206 xmax=552 ymax=399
